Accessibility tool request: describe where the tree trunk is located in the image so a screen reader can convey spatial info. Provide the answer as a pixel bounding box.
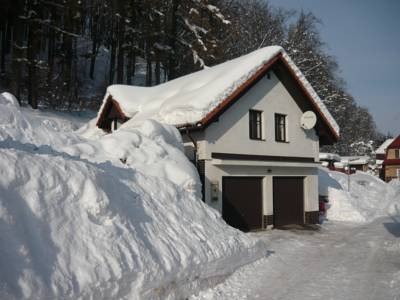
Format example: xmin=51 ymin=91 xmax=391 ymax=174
xmin=63 ymin=1 xmax=74 ymax=94
xmin=126 ymin=50 xmax=135 ymax=84
xmin=0 ymin=21 xmax=8 ymax=73
xmin=167 ymin=0 xmax=180 ymax=80
xmin=109 ymin=37 xmax=116 ymax=84
xmin=89 ymin=30 xmax=97 ymax=79
xmin=10 ymin=1 xmax=24 ymax=103
xmin=146 ymin=50 xmax=152 ymax=86
xmin=89 ymin=7 xmax=98 ymax=80
xmin=155 ymin=59 xmax=160 ymax=84
xmin=116 ymin=0 xmax=125 ymax=84
xmin=27 ymin=5 xmax=40 ymax=109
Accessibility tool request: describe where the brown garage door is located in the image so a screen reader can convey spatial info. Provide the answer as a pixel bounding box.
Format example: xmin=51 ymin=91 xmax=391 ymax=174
xmin=222 ymin=177 xmax=263 ymax=232
xmin=273 ymin=177 xmax=304 ymax=227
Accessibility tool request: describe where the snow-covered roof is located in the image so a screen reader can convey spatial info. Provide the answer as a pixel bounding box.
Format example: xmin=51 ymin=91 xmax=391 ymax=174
xmin=334 ymin=162 xmax=345 ymax=169
xmin=376 ymin=138 xmax=394 ymax=154
xmin=99 ymin=46 xmax=339 ymax=138
xmin=319 ymin=152 xmax=341 ymax=162
xmin=341 ymin=156 xmax=370 ymax=165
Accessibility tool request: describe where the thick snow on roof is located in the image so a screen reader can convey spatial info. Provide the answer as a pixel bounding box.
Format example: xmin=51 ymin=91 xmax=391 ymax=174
xmin=319 ymin=152 xmax=341 ymax=162
xmin=376 ymin=138 xmax=394 ymax=154
xmin=334 ymin=162 xmax=345 ymax=169
xmin=341 ymin=156 xmax=370 ymax=165
xmin=101 ymin=46 xmax=339 ymax=136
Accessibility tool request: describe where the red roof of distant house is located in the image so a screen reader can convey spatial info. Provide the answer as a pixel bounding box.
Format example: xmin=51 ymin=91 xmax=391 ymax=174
xmin=383 ymin=159 xmax=400 ymax=165
xmin=387 ymin=135 xmax=400 ymax=149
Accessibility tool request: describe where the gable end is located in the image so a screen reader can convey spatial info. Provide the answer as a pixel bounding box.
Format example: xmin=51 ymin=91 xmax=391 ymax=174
xmin=179 ymin=54 xmax=339 ymax=145
xmin=271 ymin=59 xmax=338 ymax=145
xmin=97 ymin=96 xmax=129 ymax=132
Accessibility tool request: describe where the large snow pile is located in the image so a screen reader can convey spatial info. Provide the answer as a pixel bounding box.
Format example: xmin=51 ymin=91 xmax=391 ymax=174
xmin=319 ymin=168 xmax=400 ymax=222
xmin=0 ymin=93 xmax=265 ymax=299
xmin=0 ymin=92 xmax=83 ymax=150
xmin=100 ymin=46 xmax=339 ymax=137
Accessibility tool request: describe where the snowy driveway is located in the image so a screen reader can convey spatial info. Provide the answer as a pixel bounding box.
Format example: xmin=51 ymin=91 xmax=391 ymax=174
xmin=192 ymin=216 xmax=400 ymax=300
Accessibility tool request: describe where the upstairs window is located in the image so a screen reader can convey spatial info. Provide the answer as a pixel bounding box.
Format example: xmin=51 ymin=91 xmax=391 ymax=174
xmin=395 ymin=149 xmax=400 ymax=159
xmin=249 ymin=110 xmax=263 ymax=140
xmin=275 ymin=113 xmax=287 ymax=142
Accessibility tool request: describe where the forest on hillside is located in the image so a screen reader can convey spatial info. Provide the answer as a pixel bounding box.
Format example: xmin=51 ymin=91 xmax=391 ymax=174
xmin=0 ymin=0 xmax=384 ymax=155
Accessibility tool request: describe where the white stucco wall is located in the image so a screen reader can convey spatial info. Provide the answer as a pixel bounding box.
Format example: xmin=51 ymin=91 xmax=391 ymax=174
xmin=200 ymin=71 xmax=319 ymax=160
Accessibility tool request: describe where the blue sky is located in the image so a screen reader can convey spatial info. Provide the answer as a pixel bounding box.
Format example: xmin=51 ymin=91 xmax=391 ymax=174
xmin=267 ymin=0 xmax=400 ymax=135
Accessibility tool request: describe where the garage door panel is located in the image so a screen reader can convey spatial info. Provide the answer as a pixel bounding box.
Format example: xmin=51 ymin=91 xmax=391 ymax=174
xmin=273 ymin=177 xmax=304 ymax=227
xmin=222 ymin=177 xmax=263 ymax=232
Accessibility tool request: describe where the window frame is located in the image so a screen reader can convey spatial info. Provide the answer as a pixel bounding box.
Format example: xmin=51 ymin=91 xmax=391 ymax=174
xmin=249 ymin=109 xmax=263 ymax=140
xmin=395 ymin=149 xmax=400 ymax=159
xmin=275 ymin=113 xmax=288 ymax=142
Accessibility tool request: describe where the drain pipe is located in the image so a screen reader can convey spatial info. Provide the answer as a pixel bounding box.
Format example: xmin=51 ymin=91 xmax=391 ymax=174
xmin=186 ymin=128 xmax=198 ymax=166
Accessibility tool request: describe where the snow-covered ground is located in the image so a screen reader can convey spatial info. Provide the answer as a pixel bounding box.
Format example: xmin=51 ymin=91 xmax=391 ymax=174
xmin=0 ymin=93 xmax=265 ymax=299
xmin=191 ymin=216 xmax=400 ymax=300
xmin=191 ymin=170 xmax=400 ymax=299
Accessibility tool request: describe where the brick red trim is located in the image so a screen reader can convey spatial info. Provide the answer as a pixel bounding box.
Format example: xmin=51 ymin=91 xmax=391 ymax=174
xmin=212 ymin=152 xmax=316 ymax=163
xmin=383 ymin=159 xmax=400 ymax=165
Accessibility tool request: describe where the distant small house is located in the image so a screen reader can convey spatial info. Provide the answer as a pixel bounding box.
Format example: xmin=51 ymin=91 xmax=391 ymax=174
xmin=333 ymin=161 xmax=346 ymax=173
xmin=319 ymin=153 xmax=341 ymax=170
xmin=341 ymin=156 xmax=370 ymax=173
xmin=375 ymin=138 xmax=394 ymax=177
xmin=319 ymin=153 xmax=370 ymax=174
xmin=96 ymin=46 xmax=339 ymax=231
xmin=381 ymin=136 xmax=400 ymax=182
xmin=375 ymin=138 xmax=394 ymax=161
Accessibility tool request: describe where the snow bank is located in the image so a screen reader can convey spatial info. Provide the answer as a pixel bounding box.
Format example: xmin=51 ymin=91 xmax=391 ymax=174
xmin=0 ymin=92 xmax=83 ymax=151
xmin=0 ymin=94 xmax=266 ymax=299
xmin=319 ymin=168 xmax=400 ymax=222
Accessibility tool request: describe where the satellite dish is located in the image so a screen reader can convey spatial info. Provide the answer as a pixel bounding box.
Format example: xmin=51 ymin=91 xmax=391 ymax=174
xmin=300 ymin=111 xmax=317 ymax=130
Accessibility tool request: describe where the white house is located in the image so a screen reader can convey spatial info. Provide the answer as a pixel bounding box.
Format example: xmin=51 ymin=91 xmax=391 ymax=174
xmin=96 ymin=46 xmax=339 ymax=231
